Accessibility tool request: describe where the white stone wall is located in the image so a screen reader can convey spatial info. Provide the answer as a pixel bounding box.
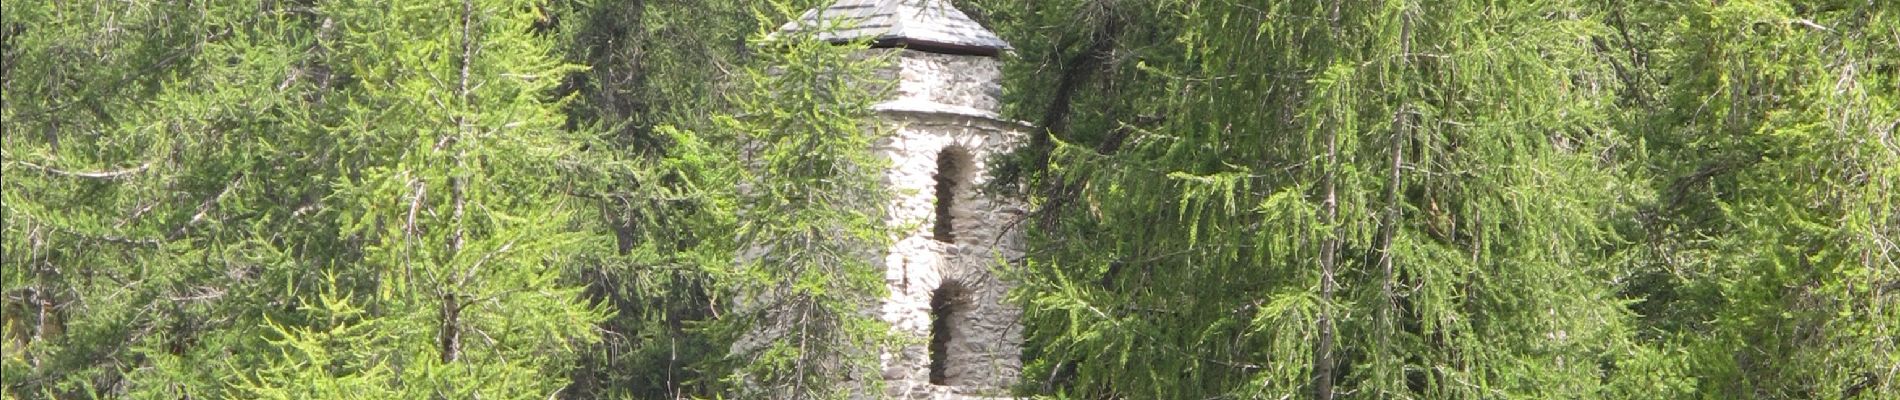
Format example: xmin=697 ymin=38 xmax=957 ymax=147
xmin=857 ymin=46 xmax=1028 ymax=400
xmin=868 ymin=49 xmax=1005 ymax=117
xmin=872 ymin=111 xmax=1027 ymax=399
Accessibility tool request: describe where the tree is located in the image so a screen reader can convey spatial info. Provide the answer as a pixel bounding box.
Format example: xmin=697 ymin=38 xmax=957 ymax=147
xmin=1609 ymin=1 xmax=1900 ymax=398
xmin=541 ymin=0 xmax=755 ymax=396
xmin=974 ymin=0 xmax=1685 ymax=398
xmin=6 ymin=0 xmax=1894 ymax=399
xmin=3 ymin=0 xmax=608 ymax=397
xmin=4 ymin=0 xmax=332 ymax=395
xmin=705 ymin=3 xmax=896 ymax=397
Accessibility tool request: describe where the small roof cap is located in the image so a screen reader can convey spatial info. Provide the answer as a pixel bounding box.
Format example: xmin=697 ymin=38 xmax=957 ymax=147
xmin=778 ymin=0 xmax=1013 ymax=56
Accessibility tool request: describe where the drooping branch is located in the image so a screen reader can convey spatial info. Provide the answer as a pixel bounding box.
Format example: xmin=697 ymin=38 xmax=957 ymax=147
xmin=1031 ymin=4 xmax=1124 ymax=174
xmin=1371 ymin=10 xmax=1416 ymax=393
xmin=1591 ymin=36 xmax=1652 ymax=106
xmin=1662 ymin=155 xmax=1762 ymax=212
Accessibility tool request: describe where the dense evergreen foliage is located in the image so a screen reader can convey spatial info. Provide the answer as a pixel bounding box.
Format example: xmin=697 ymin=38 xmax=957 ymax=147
xmin=3 ymin=0 xmax=1895 ymax=399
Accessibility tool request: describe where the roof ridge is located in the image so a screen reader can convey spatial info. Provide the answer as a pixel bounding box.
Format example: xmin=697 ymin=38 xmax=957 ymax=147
xmin=885 ymin=0 xmax=910 ymax=39
xmin=779 ymin=0 xmax=1012 ymax=56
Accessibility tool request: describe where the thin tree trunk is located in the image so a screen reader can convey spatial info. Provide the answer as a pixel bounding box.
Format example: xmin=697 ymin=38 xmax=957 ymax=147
xmin=1375 ymin=11 xmax=1414 ymax=390
xmin=1313 ymin=108 xmax=1342 ymax=400
xmin=439 ymin=0 xmax=474 ymax=364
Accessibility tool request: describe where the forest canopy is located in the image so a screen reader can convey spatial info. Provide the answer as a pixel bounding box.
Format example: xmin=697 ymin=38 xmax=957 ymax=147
xmin=2 ymin=0 xmax=1895 ymax=399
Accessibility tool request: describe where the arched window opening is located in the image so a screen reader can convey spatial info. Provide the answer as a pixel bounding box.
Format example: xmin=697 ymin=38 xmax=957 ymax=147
xmin=933 ymin=147 xmax=973 ymax=243
xmin=928 ymin=279 xmax=969 ymax=385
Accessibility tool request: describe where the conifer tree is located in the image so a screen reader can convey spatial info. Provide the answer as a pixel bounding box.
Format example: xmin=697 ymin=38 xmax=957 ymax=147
xmin=1608 ymin=1 xmax=1899 ymax=397
xmin=705 ymin=2 xmax=895 ymax=397
xmin=4 ymin=1 xmax=338 ymax=395
xmin=6 ymin=0 xmax=1895 ymax=399
xmin=232 ymin=0 xmax=606 ymax=396
xmin=543 ymin=0 xmax=755 ymax=396
xmin=972 ymin=0 xmax=1684 ymax=398
xmin=3 ymin=0 xmax=608 ymax=397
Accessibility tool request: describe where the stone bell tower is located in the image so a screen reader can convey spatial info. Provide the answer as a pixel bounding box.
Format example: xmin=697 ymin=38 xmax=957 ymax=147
xmin=781 ymin=1 xmax=1027 ymax=398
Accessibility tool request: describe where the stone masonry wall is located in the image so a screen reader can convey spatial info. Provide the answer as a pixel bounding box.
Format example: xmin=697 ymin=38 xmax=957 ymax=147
xmin=873 ymin=112 xmax=1026 ymax=399
xmin=868 ymin=49 xmax=1004 ymax=117
xmin=865 ymin=48 xmax=1027 ymax=399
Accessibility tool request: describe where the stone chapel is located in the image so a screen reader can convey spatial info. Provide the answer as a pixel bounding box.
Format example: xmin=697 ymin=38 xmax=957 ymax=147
xmin=779 ymin=0 xmax=1028 ymax=398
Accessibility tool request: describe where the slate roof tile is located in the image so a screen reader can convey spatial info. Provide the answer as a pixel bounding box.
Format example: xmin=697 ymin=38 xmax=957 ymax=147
xmin=779 ymin=0 xmax=1012 ymax=55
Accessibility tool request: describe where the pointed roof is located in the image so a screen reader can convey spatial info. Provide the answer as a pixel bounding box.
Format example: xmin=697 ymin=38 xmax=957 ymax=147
xmin=779 ymin=0 xmax=1012 ymax=56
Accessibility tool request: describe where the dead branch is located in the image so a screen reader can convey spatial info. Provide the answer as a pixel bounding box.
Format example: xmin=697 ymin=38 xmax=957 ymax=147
xmin=13 ymin=160 xmax=153 ymax=180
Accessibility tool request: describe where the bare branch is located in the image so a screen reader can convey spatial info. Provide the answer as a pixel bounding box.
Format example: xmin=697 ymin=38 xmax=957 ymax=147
xmin=172 ymin=173 xmax=247 ymax=238
xmin=13 ymin=160 xmax=153 ymax=180
xmin=1793 ymin=18 xmax=1836 ymax=34
xmin=456 ymin=238 xmax=517 ymax=287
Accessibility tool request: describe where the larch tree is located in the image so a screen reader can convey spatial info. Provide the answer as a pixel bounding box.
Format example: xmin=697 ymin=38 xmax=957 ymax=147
xmin=969 ymin=0 xmax=1686 ymax=398
xmin=4 ymin=0 xmax=1895 ymax=399
xmin=1609 ymin=1 xmax=1899 ymax=398
xmin=542 ymin=0 xmax=755 ymax=396
xmin=233 ymin=0 xmax=607 ymax=396
xmin=3 ymin=0 xmax=608 ymax=398
xmin=704 ymin=2 xmax=896 ymax=397
xmin=4 ymin=0 xmax=344 ymax=396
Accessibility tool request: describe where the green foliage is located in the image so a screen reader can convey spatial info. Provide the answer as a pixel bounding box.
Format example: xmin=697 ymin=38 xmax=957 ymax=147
xmin=1610 ymin=1 xmax=1900 ymax=398
xmin=702 ymin=4 xmax=897 ymax=397
xmin=537 ymin=0 xmax=756 ymax=397
xmin=3 ymin=0 xmax=605 ymax=397
xmin=4 ymin=0 xmax=1894 ymax=399
xmin=976 ymin=0 xmax=1893 ymax=399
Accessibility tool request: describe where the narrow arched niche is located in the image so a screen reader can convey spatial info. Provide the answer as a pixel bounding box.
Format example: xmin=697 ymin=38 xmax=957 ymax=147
xmin=933 ymin=147 xmax=974 ymax=243
xmin=927 ymin=279 xmax=970 ymax=385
